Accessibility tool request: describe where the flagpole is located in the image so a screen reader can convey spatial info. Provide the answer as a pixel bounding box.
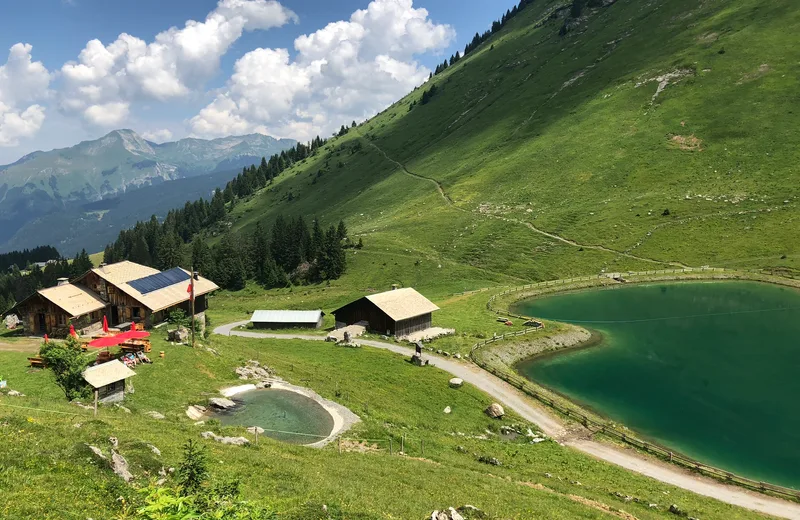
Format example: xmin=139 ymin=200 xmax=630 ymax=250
xmin=190 ymin=266 xmax=196 ymax=349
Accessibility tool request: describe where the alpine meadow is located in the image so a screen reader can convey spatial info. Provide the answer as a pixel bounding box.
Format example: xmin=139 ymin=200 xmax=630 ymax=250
xmin=1 ymin=0 xmax=799 ymax=519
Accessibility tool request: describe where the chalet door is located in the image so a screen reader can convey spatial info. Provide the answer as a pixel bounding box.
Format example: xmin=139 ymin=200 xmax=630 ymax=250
xmin=111 ymin=306 xmax=119 ymax=325
xmin=37 ymin=313 xmax=46 ymax=333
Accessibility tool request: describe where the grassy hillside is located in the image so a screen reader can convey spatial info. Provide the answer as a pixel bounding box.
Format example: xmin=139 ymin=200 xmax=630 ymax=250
xmin=217 ymin=0 xmax=797 ymax=283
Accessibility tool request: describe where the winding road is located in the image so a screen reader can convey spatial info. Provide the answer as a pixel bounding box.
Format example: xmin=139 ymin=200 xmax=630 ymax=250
xmin=215 ymin=321 xmax=800 ymax=520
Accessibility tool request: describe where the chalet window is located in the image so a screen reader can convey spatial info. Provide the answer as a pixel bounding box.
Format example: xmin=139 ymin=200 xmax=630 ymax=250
xmin=57 ymin=314 xmax=67 ymax=326
xmin=132 ymin=307 xmax=141 ymax=319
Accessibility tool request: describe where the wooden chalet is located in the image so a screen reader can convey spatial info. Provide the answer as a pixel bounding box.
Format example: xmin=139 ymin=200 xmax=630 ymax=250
xmin=7 ymin=260 xmax=219 ymax=337
xmin=9 ymin=279 xmax=107 ymax=336
xmin=332 ymin=287 xmax=439 ymax=337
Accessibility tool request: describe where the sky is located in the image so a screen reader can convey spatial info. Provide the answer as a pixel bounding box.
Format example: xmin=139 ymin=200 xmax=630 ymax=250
xmin=0 ymin=0 xmax=519 ymax=164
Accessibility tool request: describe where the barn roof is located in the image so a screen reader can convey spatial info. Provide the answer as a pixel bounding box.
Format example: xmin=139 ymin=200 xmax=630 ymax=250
xmin=251 ymin=310 xmax=324 ymax=324
xmin=364 ymin=287 xmax=439 ymax=321
xmin=37 ymin=284 xmax=107 ymax=318
xmin=90 ymin=261 xmax=219 ymax=313
xmin=83 ymin=360 xmax=136 ymax=389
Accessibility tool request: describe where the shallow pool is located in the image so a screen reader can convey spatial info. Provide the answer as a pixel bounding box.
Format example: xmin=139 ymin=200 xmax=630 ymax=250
xmin=215 ymin=389 xmax=335 ymax=445
xmin=513 ymin=281 xmax=800 ymax=488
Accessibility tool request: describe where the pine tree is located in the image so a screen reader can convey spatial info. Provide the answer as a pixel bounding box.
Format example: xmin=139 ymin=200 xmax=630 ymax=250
xmin=210 ymin=189 xmax=226 ymax=223
xmin=310 ymin=217 xmax=324 ymax=260
xmin=130 ymin=236 xmax=152 ymax=266
xmin=191 ymin=238 xmax=212 ymax=275
xmin=251 ymin=222 xmax=269 ymax=283
xmin=336 ymin=220 xmax=348 ymax=241
xmin=214 ymin=233 xmax=247 ymax=290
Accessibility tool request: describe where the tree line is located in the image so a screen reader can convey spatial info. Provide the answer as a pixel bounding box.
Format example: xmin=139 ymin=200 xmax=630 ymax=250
xmin=0 ymin=249 xmax=94 ymax=312
xmin=0 ymin=246 xmax=60 ymax=272
xmin=430 ymin=0 xmax=536 ymax=79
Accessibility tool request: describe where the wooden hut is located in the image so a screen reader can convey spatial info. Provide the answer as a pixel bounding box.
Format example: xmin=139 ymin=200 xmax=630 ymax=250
xmin=8 ymin=280 xmax=106 ymax=336
xmin=83 ymin=360 xmax=136 ymax=404
xmin=250 ymin=310 xmax=324 ymax=329
xmin=332 ymin=287 xmax=439 ymax=337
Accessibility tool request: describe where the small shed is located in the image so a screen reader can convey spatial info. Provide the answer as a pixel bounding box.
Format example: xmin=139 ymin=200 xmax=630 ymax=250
xmin=83 ymin=360 xmax=136 ymax=405
xmin=250 ymin=310 xmax=324 ymax=329
xmin=332 ymin=287 xmax=439 ymax=337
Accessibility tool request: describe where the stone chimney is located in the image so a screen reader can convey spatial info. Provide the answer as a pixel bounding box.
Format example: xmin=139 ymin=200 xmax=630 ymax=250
xmin=391 ymin=284 xmax=399 ymax=291
xmin=99 ymin=262 xmax=108 ymax=273
xmin=57 ymin=277 xmax=69 ymax=286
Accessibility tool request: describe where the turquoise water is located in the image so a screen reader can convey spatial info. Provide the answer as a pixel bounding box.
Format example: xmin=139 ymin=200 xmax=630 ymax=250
xmin=514 ymin=281 xmax=800 ymax=488
xmin=216 ymin=389 xmax=334 ymax=445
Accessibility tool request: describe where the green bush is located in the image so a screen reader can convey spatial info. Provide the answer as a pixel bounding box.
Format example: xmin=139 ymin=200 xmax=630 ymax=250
xmin=38 ymin=335 xmax=89 ymax=401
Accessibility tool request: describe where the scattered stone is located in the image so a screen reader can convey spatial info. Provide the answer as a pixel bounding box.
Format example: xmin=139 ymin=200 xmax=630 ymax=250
xmin=208 ymin=397 xmax=236 ymax=410
xmin=669 ymin=504 xmax=687 ymax=517
xmin=453 ymin=353 xmax=461 ymax=359
xmin=167 ymin=327 xmax=189 ymax=343
xmin=255 ymin=381 xmax=273 ymax=389
xmin=201 ymin=431 xmax=250 ymax=446
xmin=478 ymin=455 xmax=501 ymax=466
xmin=544 ymin=473 xmax=552 ymax=478
xmin=235 ymin=360 xmax=275 ymax=380
xmin=114 ymin=404 xmax=131 ymax=413
xmin=246 ymin=426 xmax=265 ymax=435
xmin=148 ymin=444 xmax=161 ymax=456
xmin=145 ymin=411 xmax=165 ymax=420
xmin=109 ymin=437 xmax=119 ymax=449
xmin=448 ymin=508 xmax=464 ymax=520
xmin=194 ymin=421 xmax=206 ymax=426
xmin=111 ymin=451 xmax=133 ymax=482
xmin=74 ymin=402 xmax=94 ymax=411
xmin=429 ymin=505 xmax=484 ymax=520
xmin=485 ymin=403 xmax=505 ymax=419
xmin=87 ymin=444 xmax=106 ymax=460
xmin=203 ymin=346 xmax=220 ymax=356
xmin=449 ymin=378 xmax=463 ymax=388
xmin=6 ymin=390 xmax=24 ymax=397
xmin=443 ymin=406 xmax=452 ymax=414
xmin=649 ymin=504 xmax=658 ymax=509
xmin=186 ymin=405 xmax=207 ymax=420
xmin=455 ymin=446 xmax=467 ymax=453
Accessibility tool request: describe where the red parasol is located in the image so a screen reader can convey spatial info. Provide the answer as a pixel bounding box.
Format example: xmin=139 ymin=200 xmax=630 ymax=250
xmin=69 ymin=324 xmax=77 ymax=338
xmin=87 ymin=335 xmax=125 ymax=348
xmin=102 ymin=315 xmax=109 ymax=333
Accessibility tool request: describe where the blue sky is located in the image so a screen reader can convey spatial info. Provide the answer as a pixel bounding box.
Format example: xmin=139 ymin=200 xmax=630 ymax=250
xmin=0 ymin=0 xmax=518 ymax=163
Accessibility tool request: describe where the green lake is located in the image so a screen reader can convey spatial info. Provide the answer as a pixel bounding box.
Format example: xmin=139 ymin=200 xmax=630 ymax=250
xmin=514 ymin=281 xmax=800 ymax=489
xmin=217 ymin=389 xmax=334 ymax=445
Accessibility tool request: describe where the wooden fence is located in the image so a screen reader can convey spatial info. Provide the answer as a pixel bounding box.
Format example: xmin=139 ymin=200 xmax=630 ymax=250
xmin=467 ymin=268 xmax=800 ymax=501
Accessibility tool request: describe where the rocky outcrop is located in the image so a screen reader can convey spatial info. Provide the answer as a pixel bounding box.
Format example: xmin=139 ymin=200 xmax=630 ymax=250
xmin=186 ymin=405 xmax=207 ymax=420
xmin=145 ymin=411 xmax=165 ymax=420
xmin=208 ymin=397 xmax=236 ymax=410
xmin=201 ymin=431 xmax=249 ymax=446
xmin=235 ymin=360 xmax=274 ymax=381
xmin=111 ymin=451 xmax=133 ymax=482
xmin=479 ymin=324 xmax=592 ymax=367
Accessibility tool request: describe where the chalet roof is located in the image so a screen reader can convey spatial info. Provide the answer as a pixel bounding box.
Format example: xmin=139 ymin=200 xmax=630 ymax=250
xmin=363 ymin=287 xmax=439 ymax=321
xmin=83 ymin=360 xmax=136 ymax=389
xmin=251 ymin=310 xmax=324 ymax=324
xmin=37 ymin=284 xmax=107 ymax=318
xmin=91 ymin=261 xmax=219 ymax=313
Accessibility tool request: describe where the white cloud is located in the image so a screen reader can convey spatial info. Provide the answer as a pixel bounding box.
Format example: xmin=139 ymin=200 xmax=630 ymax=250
xmin=0 ymin=43 xmax=52 ymax=146
xmin=190 ymin=0 xmax=454 ymax=141
xmin=141 ymin=128 xmax=174 ymax=142
xmin=60 ymin=0 xmax=297 ymax=127
xmin=84 ymin=102 xmax=130 ymax=127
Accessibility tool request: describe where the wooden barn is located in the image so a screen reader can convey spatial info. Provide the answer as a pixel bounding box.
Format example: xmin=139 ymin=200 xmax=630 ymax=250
xmin=8 ymin=279 xmax=107 ymax=336
xmin=332 ymin=287 xmax=439 ymax=337
xmin=250 ymin=310 xmax=324 ymax=329
xmin=73 ymin=261 xmax=218 ymax=329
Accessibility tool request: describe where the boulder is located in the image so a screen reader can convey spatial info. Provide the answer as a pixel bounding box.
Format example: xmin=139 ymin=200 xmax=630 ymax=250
xmin=186 ymin=405 xmax=207 ymax=420
xmin=7 ymin=390 xmax=24 ymax=397
xmin=449 ymin=508 xmax=464 ymax=520
xmin=145 ymin=411 xmax=165 ymax=420
xmin=255 ymin=381 xmax=273 ymax=389
xmin=87 ymin=444 xmax=106 ymax=460
xmin=111 ymin=451 xmax=133 ymax=482
xmin=485 ymin=403 xmax=505 ymax=419
xmin=4 ymin=314 xmax=20 ymax=329
xmin=201 ymin=431 xmax=250 ymax=446
xmin=235 ymin=361 xmax=274 ymax=380
xmin=208 ymin=397 xmax=236 ymax=410
xmin=443 ymin=406 xmax=452 ymax=414
xmin=449 ymin=378 xmax=463 ymax=389
xmin=168 ymin=327 xmax=189 ymax=343
xmin=148 ymin=444 xmax=161 ymax=456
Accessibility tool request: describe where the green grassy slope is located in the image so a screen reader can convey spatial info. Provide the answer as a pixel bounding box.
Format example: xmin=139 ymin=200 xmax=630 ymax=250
xmin=0 ymin=334 xmax=773 ymax=519
xmin=220 ymin=0 xmax=798 ymax=283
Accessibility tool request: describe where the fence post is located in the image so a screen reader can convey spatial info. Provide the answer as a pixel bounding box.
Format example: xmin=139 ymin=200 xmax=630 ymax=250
xmin=401 ymin=435 xmax=404 ymax=455
xmin=421 ymin=439 xmax=425 ymax=456
xmin=389 ymin=437 xmax=393 ymax=455
xmin=338 ymin=437 xmax=342 ymax=454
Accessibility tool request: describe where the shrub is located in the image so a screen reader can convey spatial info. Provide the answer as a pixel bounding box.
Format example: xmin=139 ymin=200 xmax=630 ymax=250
xmin=38 ymin=335 xmax=89 ymax=401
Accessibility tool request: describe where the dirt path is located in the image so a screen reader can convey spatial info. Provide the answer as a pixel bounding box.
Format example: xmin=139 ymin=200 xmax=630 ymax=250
xmin=358 ymin=133 xmax=685 ymax=269
xmin=214 ymin=321 xmax=800 ymax=520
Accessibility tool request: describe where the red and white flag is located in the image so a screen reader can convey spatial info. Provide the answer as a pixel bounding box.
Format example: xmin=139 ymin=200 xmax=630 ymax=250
xmin=187 ymin=281 xmax=194 ymax=300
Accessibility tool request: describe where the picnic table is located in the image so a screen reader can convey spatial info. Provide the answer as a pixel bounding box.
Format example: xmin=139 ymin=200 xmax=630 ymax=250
xmin=120 ymin=339 xmax=151 ymax=353
xmin=28 ymin=356 xmax=46 ymax=368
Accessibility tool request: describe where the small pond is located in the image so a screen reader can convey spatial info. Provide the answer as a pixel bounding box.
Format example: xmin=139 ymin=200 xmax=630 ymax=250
xmin=215 ymin=389 xmax=335 ymax=445
xmin=513 ymin=281 xmax=800 ymax=488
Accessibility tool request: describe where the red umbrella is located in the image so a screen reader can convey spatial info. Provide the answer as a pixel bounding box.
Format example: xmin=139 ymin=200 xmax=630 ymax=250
xmin=69 ymin=324 xmax=77 ymax=338
xmin=125 ymin=330 xmax=150 ymax=340
xmin=130 ymin=323 xmax=136 ymax=332
xmin=88 ymin=335 xmax=125 ymax=348
xmin=102 ymin=315 xmax=109 ymax=333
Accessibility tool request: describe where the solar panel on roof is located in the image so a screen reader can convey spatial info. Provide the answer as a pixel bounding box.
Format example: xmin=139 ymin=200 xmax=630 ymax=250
xmin=128 ymin=267 xmax=191 ymax=295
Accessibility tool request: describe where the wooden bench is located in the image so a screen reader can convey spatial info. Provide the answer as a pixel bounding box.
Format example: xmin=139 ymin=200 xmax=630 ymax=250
xmin=28 ymin=357 xmax=46 ymax=368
